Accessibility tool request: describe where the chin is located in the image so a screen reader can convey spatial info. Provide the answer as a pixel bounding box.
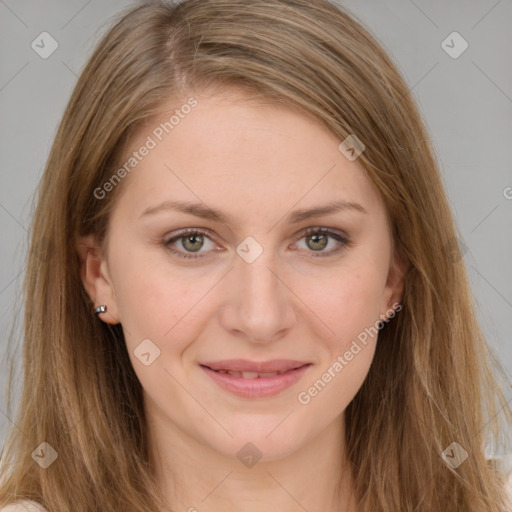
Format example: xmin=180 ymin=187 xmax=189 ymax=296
xmin=207 ymin=420 xmax=311 ymax=465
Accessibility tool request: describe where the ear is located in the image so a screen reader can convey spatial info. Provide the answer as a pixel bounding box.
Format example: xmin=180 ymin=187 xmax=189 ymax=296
xmin=76 ymin=234 xmax=121 ymax=325
xmin=380 ymin=243 xmax=408 ymax=319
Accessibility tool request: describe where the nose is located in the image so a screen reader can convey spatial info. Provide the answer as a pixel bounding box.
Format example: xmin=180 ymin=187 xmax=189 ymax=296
xmin=218 ymin=247 xmax=296 ymax=344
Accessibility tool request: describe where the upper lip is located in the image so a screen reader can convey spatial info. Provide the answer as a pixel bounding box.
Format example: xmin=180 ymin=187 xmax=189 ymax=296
xmin=200 ymin=359 xmax=310 ymax=373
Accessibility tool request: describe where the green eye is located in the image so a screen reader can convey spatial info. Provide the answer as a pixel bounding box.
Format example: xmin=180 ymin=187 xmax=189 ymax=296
xmin=163 ymin=227 xmax=350 ymax=260
xmin=164 ymin=229 xmax=214 ymax=259
xmin=294 ymin=227 xmax=349 ymax=257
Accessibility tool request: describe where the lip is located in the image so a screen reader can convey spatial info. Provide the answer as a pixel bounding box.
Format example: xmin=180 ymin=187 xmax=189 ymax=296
xmin=200 ymin=359 xmax=309 ymax=373
xmin=199 ymin=360 xmax=312 ymax=398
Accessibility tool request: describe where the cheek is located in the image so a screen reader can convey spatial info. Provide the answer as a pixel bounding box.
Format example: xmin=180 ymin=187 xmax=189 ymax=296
xmin=109 ymin=247 xmax=207 ymax=351
xmin=314 ymin=343 xmax=376 ymax=418
xmin=296 ymin=270 xmax=382 ymax=414
xmin=305 ymin=264 xmax=387 ymax=345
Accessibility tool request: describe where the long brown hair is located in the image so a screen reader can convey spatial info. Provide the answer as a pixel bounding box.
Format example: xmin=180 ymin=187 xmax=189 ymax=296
xmin=1 ymin=0 xmax=511 ymax=510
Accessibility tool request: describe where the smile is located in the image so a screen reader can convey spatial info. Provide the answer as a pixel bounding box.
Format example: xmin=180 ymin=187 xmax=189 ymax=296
xmin=199 ymin=362 xmax=312 ymax=398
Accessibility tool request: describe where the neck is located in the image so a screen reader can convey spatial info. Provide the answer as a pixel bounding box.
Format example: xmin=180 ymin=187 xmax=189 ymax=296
xmin=148 ymin=410 xmax=358 ymax=512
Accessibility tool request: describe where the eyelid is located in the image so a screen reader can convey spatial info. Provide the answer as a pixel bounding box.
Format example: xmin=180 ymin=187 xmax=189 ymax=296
xmin=290 ymin=226 xmax=348 ymax=244
xmin=163 ymin=227 xmax=214 ymax=243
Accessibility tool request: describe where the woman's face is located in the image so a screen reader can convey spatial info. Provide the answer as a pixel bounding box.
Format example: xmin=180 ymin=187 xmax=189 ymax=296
xmin=80 ymin=89 xmax=405 ymax=464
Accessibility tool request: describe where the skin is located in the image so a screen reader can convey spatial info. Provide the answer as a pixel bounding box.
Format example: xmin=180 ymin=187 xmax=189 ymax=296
xmin=78 ymin=88 xmax=406 ymax=512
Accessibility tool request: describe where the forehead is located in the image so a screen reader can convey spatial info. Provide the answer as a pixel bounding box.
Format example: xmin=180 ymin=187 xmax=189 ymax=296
xmin=110 ymin=90 xmax=385 ymax=227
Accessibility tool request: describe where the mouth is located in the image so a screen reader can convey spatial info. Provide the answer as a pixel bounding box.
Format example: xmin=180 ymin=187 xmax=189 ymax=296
xmin=199 ymin=360 xmax=312 ymax=398
xmin=205 ymin=368 xmax=293 ymax=378
xmin=200 ymin=358 xmax=310 ymax=374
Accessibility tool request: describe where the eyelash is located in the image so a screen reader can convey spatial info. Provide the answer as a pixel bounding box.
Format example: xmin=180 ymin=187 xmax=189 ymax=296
xmin=162 ymin=227 xmax=350 ymax=260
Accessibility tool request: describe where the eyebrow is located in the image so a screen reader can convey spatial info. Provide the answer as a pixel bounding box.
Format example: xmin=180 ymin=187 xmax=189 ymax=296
xmin=139 ymin=199 xmax=367 ymax=224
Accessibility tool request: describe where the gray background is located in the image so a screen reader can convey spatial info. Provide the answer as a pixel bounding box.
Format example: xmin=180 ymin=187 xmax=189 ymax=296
xmin=1 ymin=0 xmax=511 ymax=450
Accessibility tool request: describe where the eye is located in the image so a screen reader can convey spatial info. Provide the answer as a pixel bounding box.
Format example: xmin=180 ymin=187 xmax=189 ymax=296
xmin=291 ymin=227 xmax=350 ymax=257
xmin=163 ymin=227 xmax=350 ymax=260
xmin=163 ymin=228 xmax=216 ymax=259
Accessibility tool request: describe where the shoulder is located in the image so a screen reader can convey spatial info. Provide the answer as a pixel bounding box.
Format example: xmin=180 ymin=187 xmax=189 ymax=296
xmin=0 ymin=501 xmax=48 ymax=512
xmin=488 ymin=454 xmax=512 ymax=509
xmin=506 ymin=471 xmax=512 ymax=508
xmin=1 ymin=469 xmax=512 ymax=511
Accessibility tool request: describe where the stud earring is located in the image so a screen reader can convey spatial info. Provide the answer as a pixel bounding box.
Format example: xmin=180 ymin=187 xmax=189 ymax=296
xmin=94 ymin=304 xmax=107 ymax=315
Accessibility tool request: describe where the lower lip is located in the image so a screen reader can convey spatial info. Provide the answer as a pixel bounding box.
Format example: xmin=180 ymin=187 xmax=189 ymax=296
xmin=200 ymin=364 xmax=311 ymax=398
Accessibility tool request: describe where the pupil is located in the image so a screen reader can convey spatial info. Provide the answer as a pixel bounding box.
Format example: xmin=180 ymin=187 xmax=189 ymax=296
xmin=184 ymin=234 xmax=203 ymax=252
xmin=309 ymin=234 xmax=327 ymax=251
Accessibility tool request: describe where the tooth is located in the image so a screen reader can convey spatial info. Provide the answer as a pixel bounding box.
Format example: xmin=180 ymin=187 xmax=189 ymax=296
xmin=217 ymin=369 xmax=228 ymax=374
xmin=241 ymin=372 xmax=259 ymax=379
xmin=259 ymin=372 xmax=278 ymax=377
xmin=227 ymin=371 xmax=242 ymax=377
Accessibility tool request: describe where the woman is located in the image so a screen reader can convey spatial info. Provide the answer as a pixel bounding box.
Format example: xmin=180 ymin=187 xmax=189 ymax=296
xmin=1 ymin=0 xmax=511 ymax=510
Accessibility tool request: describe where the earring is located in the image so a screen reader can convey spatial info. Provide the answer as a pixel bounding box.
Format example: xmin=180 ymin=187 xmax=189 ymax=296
xmin=95 ymin=304 xmax=107 ymax=315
